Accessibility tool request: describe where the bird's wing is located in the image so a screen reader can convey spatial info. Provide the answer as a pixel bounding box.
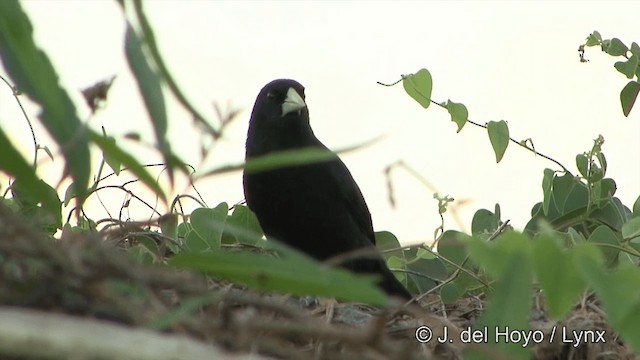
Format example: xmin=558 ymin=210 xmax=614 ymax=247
xmin=329 ymin=157 xmax=377 ymax=246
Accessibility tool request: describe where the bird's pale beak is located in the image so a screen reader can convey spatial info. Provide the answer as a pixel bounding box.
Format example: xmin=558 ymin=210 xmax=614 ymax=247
xmin=281 ymin=87 xmax=306 ymax=116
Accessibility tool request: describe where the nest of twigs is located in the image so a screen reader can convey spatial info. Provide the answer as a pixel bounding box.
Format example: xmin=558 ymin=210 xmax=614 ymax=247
xmin=0 ymin=204 xmax=634 ymax=360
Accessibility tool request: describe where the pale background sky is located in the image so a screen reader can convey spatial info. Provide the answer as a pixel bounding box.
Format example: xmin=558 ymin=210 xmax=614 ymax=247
xmin=1 ymin=1 xmax=639 ymax=245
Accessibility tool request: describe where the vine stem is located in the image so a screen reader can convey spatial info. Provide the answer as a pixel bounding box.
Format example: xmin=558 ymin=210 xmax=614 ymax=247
xmin=376 ymin=77 xmax=570 ymax=173
xmin=0 ymin=74 xmax=39 ymax=167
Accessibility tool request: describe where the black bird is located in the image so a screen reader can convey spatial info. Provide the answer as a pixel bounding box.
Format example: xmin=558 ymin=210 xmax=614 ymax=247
xmin=243 ymin=79 xmax=411 ymax=300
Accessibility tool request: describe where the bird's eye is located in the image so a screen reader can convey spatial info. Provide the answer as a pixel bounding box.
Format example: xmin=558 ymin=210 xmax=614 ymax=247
xmin=266 ymin=92 xmax=276 ymax=101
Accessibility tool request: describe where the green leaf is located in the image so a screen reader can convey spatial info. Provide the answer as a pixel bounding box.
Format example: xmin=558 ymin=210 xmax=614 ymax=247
xmin=620 ymin=81 xmax=640 ymax=117
xmin=386 ymin=255 xmax=405 ymax=283
xmin=128 ymin=0 xmax=213 ymax=144
xmin=190 ymin=203 xmax=229 ymax=251
xmin=0 ymin=128 xmax=51 ymax=206
xmin=471 ymin=209 xmax=499 ymax=236
xmin=416 ymin=247 xmax=436 ymax=260
xmin=567 ymin=227 xmax=586 ymax=245
xmin=552 ymin=172 xmax=576 ymax=213
xmin=124 ymin=24 xmax=169 ymax=160
xmin=12 ymin=178 xmax=62 ymax=233
xmin=591 ymin=195 xmax=631 ymax=232
xmin=486 ymin=120 xmax=509 ymax=163
xmin=134 ymin=234 xmax=160 ymax=258
xmin=402 ymin=69 xmax=433 ymax=109
xmin=596 ymin=152 xmax=607 ymax=177
xmin=40 ymin=145 xmax=54 ymax=161
xmin=592 ymin=197 xmax=630 ymax=233
xmin=578 ymin=262 xmax=640 ymax=352
xmin=445 ymin=100 xmax=468 ymax=132
xmin=594 ymin=177 xmax=616 ymax=204
xmin=63 ymin=182 xmax=79 ymax=206
xmin=167 ymin=226 xmax=187 ymax=252
xmin=614 ymin=54 xmax=639 ymax=79
xmin=588 ymin=162 xmax=603 ymax=183
xmin=101 ymin=135 xmax=122 ymax=175
xmin=585 ymin=31 xmax=602 ymax=47
xmin=593 ymin=266 xmax=640 ymax=324
xmin=375 ymin=231 xmax=403 ymax=260
xmin=622 ymin=216 xmax=640 ymax=243
xmin=169 ymin=248 xmax=388 ymax=306
xmin=439 ymin=272 xmax=477 ymax=304
xmin=129 ymin=244 xmax=155 ymax=265
xmin=439 ymin=282 xmax=465 ymax=304
xmin=466 ymin=251 xmax=531 ymax=360
xmin=406 ymin=256 xmax=447 ymax=293
xmin=185 ymin=227 xmax=208 ymax=253
xmin=533 ymin=234 xmax=586 ymax=318
xmin=244 ymin=147 xmax=337 ymax=174
xmin=630 ymin=42 xmax=640 ymax=57
xmin=464 ymin=231 xmax=532 ymax=278
xmin=587 ymin=225 xmax=620 ymax=266
xmin=562 ymin=181 xmax=589 ymax=215
xmin=437 ymin=230 xmax=468 ymax=266
xmin=207 ymin=139 xmax=379 ymax=178
xmin=606 ymin=37 xmax=629 ymax=56
xmin=0 ymin=1 xmax=90 ymax=199
xmin=616 ymin=305 xmax=640 ymax=353
xmin=575 ymin=154 xmax=588 ymax=179
xmin=633 ymin=195 xmax=640 ymax=216
xmin=159 ymin=213 xmax=178 ymax=240
xmin=221 ymin=205 xmax=263 ymax=245
xmin=177 ymin=221 xmax=190 ymax=238
xmin=542 ymin=168 xmax=554 ymax=215
xmin=89 ymin=130 xmax=165 ymax=201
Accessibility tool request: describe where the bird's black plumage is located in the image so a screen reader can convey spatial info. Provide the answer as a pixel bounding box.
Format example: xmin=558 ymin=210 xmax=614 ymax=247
xmin=243 ymin=79 xmax=411 ymax=300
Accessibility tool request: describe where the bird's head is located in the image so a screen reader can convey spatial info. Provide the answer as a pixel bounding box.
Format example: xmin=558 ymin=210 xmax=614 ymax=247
xmin=251 ymin=79 xmax=307 ymax=121
xmin=247 ymin=79 xmax=317 ymax=155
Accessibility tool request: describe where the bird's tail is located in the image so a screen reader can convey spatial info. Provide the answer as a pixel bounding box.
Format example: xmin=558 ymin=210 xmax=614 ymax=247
xmin=377 ymin=264 xmax=412 ymax=300
xmin=345 ymin=257 xmax=412 ymax=300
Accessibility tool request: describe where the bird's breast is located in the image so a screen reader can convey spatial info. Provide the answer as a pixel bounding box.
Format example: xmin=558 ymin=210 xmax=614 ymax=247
xmin=244 ymin=162 xmax=360 ymax=259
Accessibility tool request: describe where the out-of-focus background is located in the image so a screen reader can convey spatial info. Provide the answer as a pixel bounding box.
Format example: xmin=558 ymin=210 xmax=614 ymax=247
xmin=1 ymin=1 xmax=638 ymax=245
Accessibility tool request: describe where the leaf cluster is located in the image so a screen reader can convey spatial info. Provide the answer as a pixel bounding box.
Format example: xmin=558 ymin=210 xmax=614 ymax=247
xmin=391 ymin=43 xmax=639 ymax=355
xmin=584 ymin=31 xmax=640 ymax=116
